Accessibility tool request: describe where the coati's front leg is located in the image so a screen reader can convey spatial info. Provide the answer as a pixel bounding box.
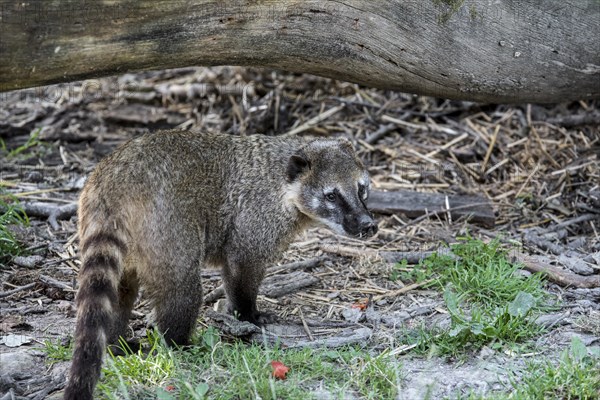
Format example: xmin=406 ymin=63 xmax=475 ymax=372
xmin=222 ymin=259 xmax=277 ymax=326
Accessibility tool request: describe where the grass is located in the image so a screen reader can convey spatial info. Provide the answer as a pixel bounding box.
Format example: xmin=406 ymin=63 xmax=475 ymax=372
xmin=95 ymin=328 xmax=401 ymax=400
xmin=45 ymin=330 xmax=598 ymax=399
xmin=393 ymin=237 xmax=550 ymax=357
xmin=0 ymin=190 xmax=29 ymax=264
xmin=392 ymin=237 xmax=546 ymax=304
xmin=432 ymin=0 xmax=465 ymax=24
xmin=99 ymin=331 xmax=178 ymax=399
xmin=5 ymin=129 xmax=43 ymax=159
xmin=43 ymin=339 xmax=74 ymax=366
xmin=1 ymin=130 xmax=41 ymax=264
xmin=508 ymin=336 xmax=600 ymax=400
xmin=459 ymin=337 xmax=600 ymax=400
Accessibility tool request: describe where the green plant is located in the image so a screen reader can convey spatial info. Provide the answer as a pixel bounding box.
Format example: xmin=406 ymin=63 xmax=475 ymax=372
xmin=421 ymin=238 xmax=544 ymax=304
xmin=0 ymin=192 xmax=29 ymax=263
xmin=43 ymin=339 xmax=73 ymax=365
xmin=439 ymin=287 xmax=542 ymax=355
xmin=395 ymin=238 xmax=550 ymax=356
xmin=390 ymin=258 xmax=438 ymax=283
xmin=6 ymin=129 xmax=42 ymax=158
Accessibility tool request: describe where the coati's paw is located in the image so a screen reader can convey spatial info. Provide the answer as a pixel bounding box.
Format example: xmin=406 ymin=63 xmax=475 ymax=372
xmin=253 ymin=311 xmax=278 ymax=326
xmin=230 ymin=307 xmax=278 ymax=326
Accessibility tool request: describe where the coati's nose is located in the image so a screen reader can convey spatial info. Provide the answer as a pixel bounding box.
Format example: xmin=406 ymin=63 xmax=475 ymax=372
xmin=358 ymin=215 xmax=378 ymax=237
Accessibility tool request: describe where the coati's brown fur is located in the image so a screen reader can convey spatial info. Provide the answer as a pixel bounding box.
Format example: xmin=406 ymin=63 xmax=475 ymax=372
xmin=64 ymin=130 xmax=376 ymax=399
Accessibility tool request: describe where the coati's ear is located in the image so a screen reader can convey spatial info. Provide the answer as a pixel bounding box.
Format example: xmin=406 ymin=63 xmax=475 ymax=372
xmin=337 ymin=137 xmax=355 ymax=155
xmin=287 ymin=150 xmax=311 ymax=182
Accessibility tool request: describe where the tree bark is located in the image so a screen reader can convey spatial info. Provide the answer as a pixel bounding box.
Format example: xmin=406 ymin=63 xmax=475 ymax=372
xmin=1 ymin=1 xmax=598 ymax=102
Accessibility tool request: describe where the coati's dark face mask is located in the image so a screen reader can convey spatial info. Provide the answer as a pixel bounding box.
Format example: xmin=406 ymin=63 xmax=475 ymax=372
xmin=286 ymin=139 xmax=378 ymax=239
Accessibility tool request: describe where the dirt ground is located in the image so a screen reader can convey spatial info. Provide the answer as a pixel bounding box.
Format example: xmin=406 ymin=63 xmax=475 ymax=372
xmin=1 ymin=67 xmax=599 ymax=399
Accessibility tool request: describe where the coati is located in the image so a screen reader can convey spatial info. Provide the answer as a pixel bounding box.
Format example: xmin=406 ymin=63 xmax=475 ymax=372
xmin=64 ymin=130 xmax=377 ymax=399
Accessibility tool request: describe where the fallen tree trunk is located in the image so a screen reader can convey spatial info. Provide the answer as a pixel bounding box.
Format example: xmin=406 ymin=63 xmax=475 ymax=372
xmin=1 ymin=1 xmax=598 ymax=102
xmin=368 ymin=189 xmax=495 ymax=227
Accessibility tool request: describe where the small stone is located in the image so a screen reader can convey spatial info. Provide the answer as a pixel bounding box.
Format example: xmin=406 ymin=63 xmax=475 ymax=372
xmin=395 ymin=310 xmax=411 ymax=320
xmin=498 ymin=40 xmax=506 ymax=47
xmin=365 ymin=306 xmax=381 ymax=324
xmin=12 ymin=255 xmax=44 ymax=269
xmin=514 ymin=269 xmax=532 ymax=278
xmin=381 ymin=310 xmax=411 ymax=327
xmin=55 ymin=300 xmax=73 ymax=312
xmin=478 ymin=346 xmax=495 ymax=359
xmin=341 ymin=307 xmax=363 ymax=323
xmin=514 ymin=51 xmax=522 ymax=58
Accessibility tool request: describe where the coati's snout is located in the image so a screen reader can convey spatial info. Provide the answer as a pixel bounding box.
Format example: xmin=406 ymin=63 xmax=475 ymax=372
xmin=343 ymin=211 xmax=378 ymax=238
xmin=286 ymin=137 xmax=378 ymax=238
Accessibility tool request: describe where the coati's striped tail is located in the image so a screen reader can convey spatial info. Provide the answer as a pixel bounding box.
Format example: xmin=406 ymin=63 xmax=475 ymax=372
xmin=64 ymin=231 xmax=127 ymax=400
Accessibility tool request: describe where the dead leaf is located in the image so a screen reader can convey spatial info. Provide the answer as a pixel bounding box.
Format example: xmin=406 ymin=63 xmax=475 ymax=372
xmin=351 ymin=298 xmax=369 ymax=311
xmin=271 ymin=360 xmax=290 ymax=380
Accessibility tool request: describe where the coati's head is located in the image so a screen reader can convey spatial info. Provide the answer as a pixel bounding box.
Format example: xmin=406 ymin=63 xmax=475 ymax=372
xmin=286 ymin=138 xmax=377 ymax=238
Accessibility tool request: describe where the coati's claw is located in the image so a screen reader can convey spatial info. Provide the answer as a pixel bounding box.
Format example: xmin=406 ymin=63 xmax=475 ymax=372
xmin=228 ymin=306 xmax=278 ymax=326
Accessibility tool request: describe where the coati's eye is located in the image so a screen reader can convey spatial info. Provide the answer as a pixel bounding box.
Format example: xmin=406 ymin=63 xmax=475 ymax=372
xmin=325 ymin=192 xmax=337 ymax=202
xmin=358 ymin=184 xmax=367 ymax=200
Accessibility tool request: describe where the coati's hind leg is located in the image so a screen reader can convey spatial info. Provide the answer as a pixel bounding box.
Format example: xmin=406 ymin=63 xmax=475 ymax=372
xmin=222 ymin=259 xmax=277 ymax=326
xmin=148 ymin=264 xmax=203 ymax=346
xmin=108 ymin=270 xmax=140 ymax=354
